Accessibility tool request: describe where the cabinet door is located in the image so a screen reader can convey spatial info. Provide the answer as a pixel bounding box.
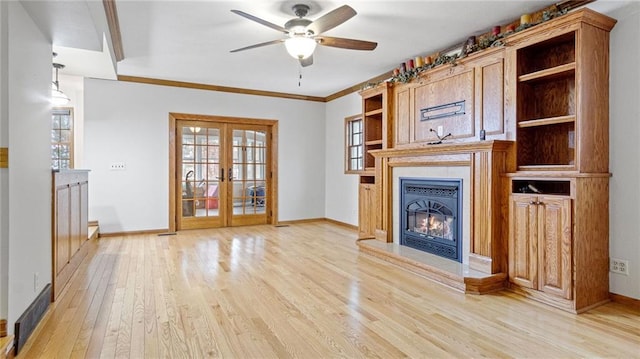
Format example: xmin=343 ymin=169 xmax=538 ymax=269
xmin=538 ymin=197 xmax=572 ymax=299
xmin=80 ymin=181 xmax=88 ymax=245
xmin=69 ymin=183 xmax=81 ymax=255
xmin=358 ymin=183 xmax=376 ymax=238
xmin=55 ymin=185 xmax=71 ymax=274
xmin=508 ymin=195 xmax=538 ymax=289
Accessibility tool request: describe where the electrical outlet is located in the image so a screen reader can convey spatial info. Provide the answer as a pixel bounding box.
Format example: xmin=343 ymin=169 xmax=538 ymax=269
xmin=610 ymin=258 xmax=629 ymax=275
xmin=34 ymin=272 xmax=39 ymax=292
xmin=109 ymin=162 xmax=126 ymax=170
xmin=437 ymin=125 xmax=444 ymax=137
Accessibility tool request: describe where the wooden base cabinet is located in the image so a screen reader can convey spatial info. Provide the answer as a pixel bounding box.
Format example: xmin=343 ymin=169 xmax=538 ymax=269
xmin=509 ymin=195 xmax=572 ymax=300
xmin=507 ymin=176 xmax=610 ymax=313
xmin=358 ymin=182 xmax=376 ymax=239
xmin=53 ymin=170 xmax=90 ymax=300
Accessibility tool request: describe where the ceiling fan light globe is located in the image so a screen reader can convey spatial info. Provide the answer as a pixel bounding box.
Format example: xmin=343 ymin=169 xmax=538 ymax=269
xmin=285 ymin=37 xmax=316 ymax=60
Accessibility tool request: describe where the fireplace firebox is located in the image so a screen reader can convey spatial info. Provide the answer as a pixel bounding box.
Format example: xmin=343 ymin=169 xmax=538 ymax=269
xmin=400 ymin=178 xmax=462 ymax=262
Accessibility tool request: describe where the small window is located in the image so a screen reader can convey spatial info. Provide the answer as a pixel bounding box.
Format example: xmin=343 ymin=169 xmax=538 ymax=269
xmin=345 ymin=115 xmax=363 ymax=173
xmin=51 ymin=108 xmax=73 ymax=170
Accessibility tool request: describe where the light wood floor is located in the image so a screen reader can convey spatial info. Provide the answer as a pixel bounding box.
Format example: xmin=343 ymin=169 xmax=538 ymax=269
xmin=20 ymin=221 xmax=640 ymax=358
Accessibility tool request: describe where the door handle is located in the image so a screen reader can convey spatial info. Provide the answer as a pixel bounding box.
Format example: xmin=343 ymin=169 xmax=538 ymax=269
xmin=216 ymin=168 xmax=225 ymax=182
xmin=228 ymin=168 xmax=234 ymax=181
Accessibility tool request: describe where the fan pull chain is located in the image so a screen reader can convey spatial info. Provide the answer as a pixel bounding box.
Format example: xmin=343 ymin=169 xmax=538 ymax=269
xmin=298 ymin=63 xmax=303 ymax=87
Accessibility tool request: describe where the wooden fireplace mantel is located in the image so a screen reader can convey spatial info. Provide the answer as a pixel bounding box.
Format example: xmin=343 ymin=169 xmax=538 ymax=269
xmin=370 ymin=140 xmax=516 ymax=275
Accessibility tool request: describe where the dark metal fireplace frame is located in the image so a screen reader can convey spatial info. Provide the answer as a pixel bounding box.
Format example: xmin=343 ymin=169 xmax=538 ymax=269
xmin=400 ymin=177 xmax=463 ymax=262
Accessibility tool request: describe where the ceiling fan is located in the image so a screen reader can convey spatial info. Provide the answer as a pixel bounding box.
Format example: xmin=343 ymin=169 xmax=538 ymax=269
xmin=230 ymin=4 xmax=377 ymax=67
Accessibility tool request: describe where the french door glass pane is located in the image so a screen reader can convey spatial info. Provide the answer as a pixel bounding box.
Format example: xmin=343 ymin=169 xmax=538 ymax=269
xmin=230 ymin=129 xmax=266 ymax=215
xmin=181 ymin=126 xmax=221 ymax=218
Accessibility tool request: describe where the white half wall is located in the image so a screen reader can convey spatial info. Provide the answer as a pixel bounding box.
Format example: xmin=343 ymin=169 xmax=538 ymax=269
xmin=324 ymin=93 xmax=360 ymax=226
xmin=0 ymin=0 xmax=8 ymax=321
xmin=84 ymin=79 xmax=326 ymax=233
xmin=6 ymin=1 xmax=52 ymax=333
xmin=608 ymin=2 xmax=640 ymax=299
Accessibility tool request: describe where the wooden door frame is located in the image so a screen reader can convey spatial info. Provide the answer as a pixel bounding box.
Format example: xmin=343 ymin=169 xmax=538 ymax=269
xmin=168 ymin=112 xmax=278 ymax=232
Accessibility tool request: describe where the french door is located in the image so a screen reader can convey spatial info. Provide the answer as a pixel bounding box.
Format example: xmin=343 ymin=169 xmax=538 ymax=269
xmin=173 ymin=116 xmax=276 ymax=230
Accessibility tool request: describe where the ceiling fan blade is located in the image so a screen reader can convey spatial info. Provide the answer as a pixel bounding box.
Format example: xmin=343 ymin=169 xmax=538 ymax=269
xmin=300 ymin=55 xmax=313 ymax=67
xmin=231 ymin=10 xmax=288 ymax=33
xmin=317 ymin=36 xmax=377 ymax=51
xmin=230 ymin=39 xmax=284 ymax=53
xmin=307 ymin=5 xmax=356 ymax=35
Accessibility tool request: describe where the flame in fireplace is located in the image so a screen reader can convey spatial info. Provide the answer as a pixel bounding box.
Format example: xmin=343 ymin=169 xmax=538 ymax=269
xmin=417 ymin=214 xmax=453 ymax=240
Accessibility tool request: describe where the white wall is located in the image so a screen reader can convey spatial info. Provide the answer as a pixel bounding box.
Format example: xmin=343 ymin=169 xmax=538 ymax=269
xmin=324 ymin=93 xmax=360 ymax=226
xmin=84 ymin=79 xmax=326 ymax=233
xmin=608 ymin=2 xmax=640 ymax=299
xmin=5 ymin=1 xmax=52 ymax=332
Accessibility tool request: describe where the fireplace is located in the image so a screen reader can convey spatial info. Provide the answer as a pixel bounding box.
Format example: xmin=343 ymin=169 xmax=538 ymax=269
xmin=400 ymin=178 xmax=462 ymax=262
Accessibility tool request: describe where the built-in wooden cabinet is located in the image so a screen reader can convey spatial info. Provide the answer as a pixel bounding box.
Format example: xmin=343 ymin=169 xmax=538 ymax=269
xmin=393 ymin=47 xmax=507 ymax=149
xmin=357 ymin=83 xmax=392 ymax=239
xmin=354 ymin=8 xmax=614 ymax=312
xmin=52 ymin=170 xmax=91 ymax=300
xmin=504 ymin=9 xmax=615 ymax=312
xmin=361 ymin=83 xmax=392 ymax=173
xmin=358 ymin=182 xmax=376 ymax=238
xmin=514 ymin=32 xmax=577 ymax=170
xmin=509 ymin=194 xmax=572 ymax=300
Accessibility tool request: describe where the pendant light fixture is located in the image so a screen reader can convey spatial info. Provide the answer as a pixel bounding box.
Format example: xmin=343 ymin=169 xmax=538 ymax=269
xmin=51 ymin=55 xmax=70 ymax=106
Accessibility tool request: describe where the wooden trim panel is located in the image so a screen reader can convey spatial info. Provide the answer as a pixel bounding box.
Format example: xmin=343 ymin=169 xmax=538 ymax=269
xmin=119 ymin=75 xmax=325 ymax=102
xmin=0 ymin=148 xmax=7 ymax=168
xmin=103 ymin=0 xmax=124 ymax=61
xmin=610 ymin=293 xmax=640 ymax=311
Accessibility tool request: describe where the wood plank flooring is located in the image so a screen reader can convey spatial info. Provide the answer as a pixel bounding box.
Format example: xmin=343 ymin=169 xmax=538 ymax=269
xmin=19 ymin=221 xmax=640 ymax=358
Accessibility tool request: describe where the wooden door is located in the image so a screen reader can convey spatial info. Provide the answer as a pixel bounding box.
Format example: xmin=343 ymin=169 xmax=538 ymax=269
xmin=176 ymin=120 xmax=272 ymax=230
xmin=508 ymin=195 xmax=538 ymax=289
xmin=228 ymin=125 xmax=270 ymax=227
xmin=177 ymin=122 xmax=226 ymax=230
xmin=538 ymin=197 xmax=572 ymax=299
xmin=358 ymin=183 xmax=376 ymax=238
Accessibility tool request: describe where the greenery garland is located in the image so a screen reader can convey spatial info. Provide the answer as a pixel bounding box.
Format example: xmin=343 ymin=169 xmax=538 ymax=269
xmin=383 ymin=8 xmax=569 ymax=85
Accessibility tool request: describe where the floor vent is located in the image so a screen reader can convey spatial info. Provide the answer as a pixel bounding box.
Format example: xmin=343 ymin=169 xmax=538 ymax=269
xmin=14 ymin=283 xmax=51 ymax=355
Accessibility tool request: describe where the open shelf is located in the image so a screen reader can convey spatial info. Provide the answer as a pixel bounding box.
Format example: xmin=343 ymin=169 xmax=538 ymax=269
xmin=516 ymin=32 xmax=575 ymax=76
xmin=512 ymin=179 xmax=571 ymax=196
xmin=518 ymin=115 xmax=575 ymax=128
xmin=363 ymin=94 xmax=383 ymax=113
xmin=519 ymin=62 xmax=576 ymax=83
xmin=365 ymin=108 xmax=383 ymax=117
xmin=365 ymin=139 xmax=383 ymax=145
xmin=517 ymin=120 xmax=575 ymax=168
xmin=516 ymin=31 xmax=577 ymax=170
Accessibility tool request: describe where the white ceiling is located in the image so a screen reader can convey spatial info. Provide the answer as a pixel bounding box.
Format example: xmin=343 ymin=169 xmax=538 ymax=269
xmin=24 ymin=0 xmax=631 ymax=98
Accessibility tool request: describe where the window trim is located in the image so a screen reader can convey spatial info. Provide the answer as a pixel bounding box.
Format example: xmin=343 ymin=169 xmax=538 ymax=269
xmin=344 ymin=114 xmax=364 ymax=174
xmin=51 ymin=107 xmax=74 ymax=170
